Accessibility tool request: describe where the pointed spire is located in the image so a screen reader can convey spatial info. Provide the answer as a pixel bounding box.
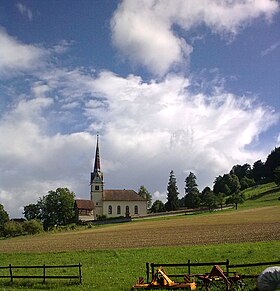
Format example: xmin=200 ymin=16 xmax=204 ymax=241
xmin=93 ymin=133 xmax=101 ymax=173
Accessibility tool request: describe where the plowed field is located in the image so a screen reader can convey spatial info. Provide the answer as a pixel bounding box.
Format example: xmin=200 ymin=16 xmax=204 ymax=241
xmin=1 ymin=206 xmax=279 ymax=253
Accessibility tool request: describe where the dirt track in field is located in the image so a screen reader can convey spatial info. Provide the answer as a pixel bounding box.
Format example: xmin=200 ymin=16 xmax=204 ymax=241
xmin=0 ymin=206 xmax=279 ymax=253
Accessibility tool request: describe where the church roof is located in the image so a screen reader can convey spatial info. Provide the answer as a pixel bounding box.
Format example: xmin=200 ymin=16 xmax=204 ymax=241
xmin=75 ymin=199 xmax=94 ymax=210
xmin=103 ymin=190 xmax=146 ymax=201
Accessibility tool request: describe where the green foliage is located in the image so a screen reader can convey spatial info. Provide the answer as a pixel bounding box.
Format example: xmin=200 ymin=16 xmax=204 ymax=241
xmin=22 ymin=219 xmax=44 ymax=235
xmin=138 ymin=185 xmax=152 ymax=208
xmin=213 ymin=174 xmax=241 ymax=195
xmin=265 ymin=146 xmax=280 ymax=179
xmin=273 ymin=166 xmax=280 ymax=186
xmin=165 ymin=170 xmax=179 ymax=211
xmin=150 ymin=200 xmax=166 ymax=213
xmin=184 ymin=172 xmax=201 ymax=208
xmin=23 ymin=187 xmax=75 ymax=230
xmin=4 ymin=221 xmax=23 ymax=237
xmin=240 ymin=176 xmax=255 ymax=190
xmin=252 ymin=160 xmax=266 ymax=183
xmin=226 ymin=191 xmax=245 ymax=209
xmin=230 ymin=164 xmax=252 ymax=180
xmin=203 ymin=191 xmax=218 ymax=211
xmin=23 ymin=203 xmax=40 ymax=221
xmin=0 ymin=203 xmax=9 ymax=236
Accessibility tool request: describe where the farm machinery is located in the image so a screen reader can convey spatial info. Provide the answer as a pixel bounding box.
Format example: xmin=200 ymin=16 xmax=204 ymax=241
xmin=133 ymin=267 xmax=196 ymax=290
xmin=133 ymin=265 xmax=242 ymax=290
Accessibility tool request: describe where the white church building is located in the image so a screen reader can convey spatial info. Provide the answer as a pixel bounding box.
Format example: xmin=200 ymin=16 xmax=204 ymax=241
xmin=75 ymin=135 xmax=147 ymax=221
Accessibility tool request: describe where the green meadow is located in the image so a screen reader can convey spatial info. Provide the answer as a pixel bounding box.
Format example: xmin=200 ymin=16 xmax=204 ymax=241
xmin=0 ymin=183 xmax=279 ymax=290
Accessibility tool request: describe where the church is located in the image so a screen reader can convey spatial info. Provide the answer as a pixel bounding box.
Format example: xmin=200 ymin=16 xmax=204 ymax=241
xmin=75 ymin=135 xmax=147 ymax=222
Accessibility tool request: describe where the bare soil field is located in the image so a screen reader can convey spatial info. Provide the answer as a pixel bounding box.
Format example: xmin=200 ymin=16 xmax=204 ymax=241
xmin=1 ymin=206 xmax=279 ymax=253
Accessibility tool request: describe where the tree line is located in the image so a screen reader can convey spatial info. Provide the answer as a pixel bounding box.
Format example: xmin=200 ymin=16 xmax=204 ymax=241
xmin=0 ymin=146 xmax=279 ymax=236
xmin=151 ymin=146 xmax=280 ymax=213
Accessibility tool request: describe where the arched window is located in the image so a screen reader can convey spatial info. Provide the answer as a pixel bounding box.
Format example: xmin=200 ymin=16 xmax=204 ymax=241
xmin=108 ymin=205 xmax=112 ymax=215
xmin=117 ymin=205 xmax=121 ymax=215
xmin=125 ymin=206 xmax=130 ymax=217
xmin=134 ymin=205 xmax=138 ymax=214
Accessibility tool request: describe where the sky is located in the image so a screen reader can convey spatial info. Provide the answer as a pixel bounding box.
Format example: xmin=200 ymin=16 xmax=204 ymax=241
xmin=0 ymin=0 xmax=279 ymax=218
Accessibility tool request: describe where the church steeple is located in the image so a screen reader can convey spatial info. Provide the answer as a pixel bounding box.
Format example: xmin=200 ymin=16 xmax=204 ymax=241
xmin=93 ymin=133 xmax=101 ymax=173
xmin=90 ymin=134 xmax=104 ymax=218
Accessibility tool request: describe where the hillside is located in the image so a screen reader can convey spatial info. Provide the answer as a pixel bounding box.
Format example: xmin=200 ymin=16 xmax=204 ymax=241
xmin=240 ymin=182 xmax=280 ymax=209
xmin=0 ymin=182 xmax=279 ymax=253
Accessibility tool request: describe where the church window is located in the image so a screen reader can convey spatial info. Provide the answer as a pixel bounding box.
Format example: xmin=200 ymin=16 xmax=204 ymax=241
xmin=125 ymin=206 xmax=130 ymax=216
xmin=117 ymin=205 xmax=121 ymax=215
xmin=108 ymin=205 xmax=112 ymax=214
xmin=134 ymin=205 xmax=138 ymax=214
xmin=95 ymin=185 xmax=99 ymax=190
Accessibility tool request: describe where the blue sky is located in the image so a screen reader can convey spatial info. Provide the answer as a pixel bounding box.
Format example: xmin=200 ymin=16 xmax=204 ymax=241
xmin=0 ymin=0 xmax=279 ymax=217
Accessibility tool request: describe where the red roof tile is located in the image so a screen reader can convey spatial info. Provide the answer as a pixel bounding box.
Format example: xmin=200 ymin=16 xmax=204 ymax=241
xmin=103 ymin=190 xmax=146 ymax=201
xmin=75 ymin=199 xmax=94 ymax=209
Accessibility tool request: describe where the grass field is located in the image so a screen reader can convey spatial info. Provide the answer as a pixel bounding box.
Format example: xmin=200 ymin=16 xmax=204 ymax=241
xmin=0 ymin=183 xmax=279 ymax=290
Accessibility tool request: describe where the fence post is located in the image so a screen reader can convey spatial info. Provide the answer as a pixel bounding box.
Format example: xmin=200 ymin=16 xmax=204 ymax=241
xmin=43 ymin=264 xmax=46 ymax=283
xmin=188 ymin=259 xmax=191 ymax=275
xmin=146 ymin=262 xmax=150 ymax=283
xmin=226 ymin=259 xmax=229 ymax=276
xmin=151 ymin=263 xmax=155 ymax=280
xmin=79 ymin=263 xmax=82 ymax=284
xmin=9 ymin=264 xmax=13 ymax=282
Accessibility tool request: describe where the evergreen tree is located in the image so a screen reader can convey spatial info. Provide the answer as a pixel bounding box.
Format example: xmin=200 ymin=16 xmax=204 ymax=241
xmin=184 ymin=172 xmax=200 ymax=208
xmin=0 ymin=204 xmax=9 ymax=236
xmin=165 ymin=170 xmax=179 ymax=211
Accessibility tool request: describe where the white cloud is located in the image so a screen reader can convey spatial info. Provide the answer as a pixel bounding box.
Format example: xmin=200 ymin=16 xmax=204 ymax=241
xmin=16 ymin=3 xmax=33 ymax=21
xmin=0 ymin=28 xmax=46 ymax=75
xmin=1 ymin=69 xmax=278 ymax=217
xmin=261 ymin=40 xmax=280 ymax=56
xmin=111 ymin=0 xmax=279 ymax=75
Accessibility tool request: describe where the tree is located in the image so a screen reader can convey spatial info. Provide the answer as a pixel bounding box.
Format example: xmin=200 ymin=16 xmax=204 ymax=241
xmin=230 ymin=164 xmax=252 ymax=180
xmin=240 ymin=176 xmax=255 ymax=190
xmin=213 ymin=175 xmax=231 ymax=195
xmin=23 ymin=203 xmax=40 ymax=221
xmin=184 ymin=172 xmax=200 ymax=208
xmin=273 ymin=166 xmax=280 ymax=187
xmin=204 ymin=191 xmax=218 ymax=211
xmin=252 ymin=160 xmax=266 ymax=183
xmin=165 ymin=170 xmax=179 ymax=211
xmin=138 ymin=186 xmax=152 ymax=208
xmin=265 ymin=147 xmax=280 ymax=179
xmin=39 ymin=188 xmax=75 ymax=230
xmin=226 ymin=192 xmax=245 ymax=210
xmin=216 ymin=192 xmax=225 ymax=210
xmin=24 ymin=188 xmax=75 ymax=230
xmin=0 ymin=204 xmax=9 ymax=236
xmin=150 ymin=200 xmax=166 ymax=213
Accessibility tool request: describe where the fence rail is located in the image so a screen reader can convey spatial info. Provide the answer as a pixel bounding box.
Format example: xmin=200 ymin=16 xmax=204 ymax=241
xmin=0 ymin=263 xmax=82 ymax=284
xmin=146 ymin=259 xmax=280 ymax=282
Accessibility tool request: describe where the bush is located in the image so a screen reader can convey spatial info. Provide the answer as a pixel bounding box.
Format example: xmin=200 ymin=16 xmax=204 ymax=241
xmin=23 ymin=220 xmax=44 ymax=235
xmin=4 ymin=221 xmax=23 ymax=237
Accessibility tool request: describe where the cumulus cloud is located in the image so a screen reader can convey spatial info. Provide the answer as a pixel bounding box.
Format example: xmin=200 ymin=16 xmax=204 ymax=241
xmin=111 ymin=0 xmax=279 ymax=75
xmin=1 ymin=67 xmax=278 ymax=217
xmin=0 ymin=28 xmax=46 ymax=75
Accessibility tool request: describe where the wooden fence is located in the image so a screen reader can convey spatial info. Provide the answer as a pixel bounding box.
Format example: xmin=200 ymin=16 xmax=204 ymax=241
xmin=146 ymin=259 xmax=280 ymax=282
xmin=0 ymin=263 xmax=82 ymax=284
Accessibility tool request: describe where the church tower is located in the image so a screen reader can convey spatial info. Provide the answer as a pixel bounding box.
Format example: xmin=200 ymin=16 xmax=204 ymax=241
xmin=90 ymin=134 xmax=104 ymax=218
